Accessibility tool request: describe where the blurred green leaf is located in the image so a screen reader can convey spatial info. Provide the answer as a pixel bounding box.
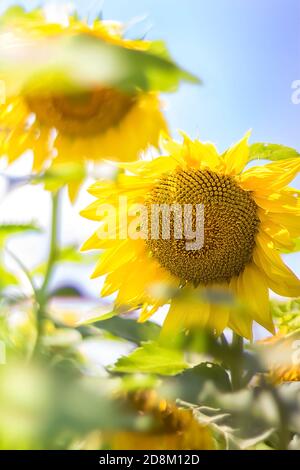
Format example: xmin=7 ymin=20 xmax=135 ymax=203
xmin=112 ymin=341 xmax=188 ymax=375
xmin=0 ymin=263 xmax=17 ymax=290
xmin=166 ymin=363 xmax=231 ymax=403
xmin=188 ymin=384 xmax=277 ymax=450
xmin=120 ymin=374 xmax=159 ymax=393
xmin=270 ymin=299 xmax=300 ymax=333
xmin=0 ymin=363 xmax=138 ymax=449
xmin=249 ymin=143 xmax=299 ymax=162
xmin=55 ymin=246 xmax=97 ymax=268
xmin=0 ymin=30 xmax=200 ymax=97
xmin=288 ymin=434 xmax=300 ymax=450
xmin=278 ymin=383 xmax=300 ymax=434
xmin=0 ymin=6 xmax=37 ymax=26
xmin=89 ymin=316 xmax=161 ymax=344
xmin=79 ymin=309 xmax=119 ymax=325
xmin=57 ymin=246 xmax=87 ymax=264
xmin=32 ymin=245 xmax=96 ymax=278
xmin=50 ymin=285 xmax=83 ymax=298
xmin=0 ymin=222 xmax=41 ymax=246
xmin=39 ymin=163 xmax=86 ymax=191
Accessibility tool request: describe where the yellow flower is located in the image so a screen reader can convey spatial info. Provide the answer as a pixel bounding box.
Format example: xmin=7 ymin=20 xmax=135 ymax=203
xmin=259 ymin=333 xmax=300 ymax=383
xmin=81 ymin=132 xmax=300 ymax=339
xmin=108 ymin=390 xmax=214 ymax=450
xmin=257 ymin=333 xmax=300 ymax=384
xmin=0 ymin=8 xmax=167 ymax=199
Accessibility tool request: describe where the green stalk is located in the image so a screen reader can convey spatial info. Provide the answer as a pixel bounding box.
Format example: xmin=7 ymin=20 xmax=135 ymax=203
xmin=40 ymin=190 xmax=60 ymax=300
xmin=33 ymin=190 xmax=60 ymax=357
xmin=230 ymin=332 xmax=244 ymax=390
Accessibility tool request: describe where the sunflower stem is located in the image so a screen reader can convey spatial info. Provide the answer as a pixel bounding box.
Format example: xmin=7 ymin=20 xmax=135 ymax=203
xmin=40 ymin=191 xmax=60 ymax=298
xmin=230 ymin=332 xmax=244 ymax=390
xmin=33 ymin=190 xmax=60 ymax=357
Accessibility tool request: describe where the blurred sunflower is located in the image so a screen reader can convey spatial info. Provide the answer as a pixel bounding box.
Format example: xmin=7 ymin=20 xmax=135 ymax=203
xmin=81 ymin=132 xmax=300 ymax=339
xmin=108 ymin=390 xmax=214 ymax=450
xmin=0 ymin=8 xmax=168 ymax=199
xmin=259 ymin=333 xmax=300 ymax=383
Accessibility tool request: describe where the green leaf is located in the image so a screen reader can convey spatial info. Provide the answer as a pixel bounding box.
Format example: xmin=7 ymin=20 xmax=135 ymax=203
xmin=0 ymin=222 xmax=41 ymax=246
xmin=78 ymin=309 xmax=119 ymax=325
xmin=112 ymin=341 xmax=188 ymax=375
xmin=0 ymin=6 xmax=31 ymax=26
xmin=270 ymin=299 xmax=300 ymax=333
xmin=0 ymin=362 xmax=139 ymax=449
xmin=57 ymin=246 xmax=86 ymax=264
xmin=50 ymin=285 xmax=83 ymax=298
xmin=167 ymin=363 xmax=231 ymax=403
xmin=277 ymin=383 xmax=300 ymax=434
xmin=88 ymin=316 xmax=161 ymax=344
xmin=40 ymin=162 xmax=86 ymax=191
xmin=32 ymin=245 xmax=96 ymax=277
xmin=249 ymin=143 xmax=299 ymax=162
xmin=55 ymin=245 xmax=96 ymax=266
xmin=147 ymin=40 xmax=173 ymax=60
xmin=120 ymin=374 xmax=159 ymax=393
xmin=186 ymin=384 xmax=276 ymax=450
xmin=0 ymin=30 xmax=200 ymax=97
xmin=0 ymin=263 xmax=17 ymax=290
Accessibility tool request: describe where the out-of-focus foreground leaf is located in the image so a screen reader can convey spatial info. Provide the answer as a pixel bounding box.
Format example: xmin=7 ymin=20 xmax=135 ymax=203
xmin=0 ymin=30 xmax=200 ymax=97
xmin=185 ymin=384 xmax=276 ymax=450
xmin=0 ymin=362 xmax=140 ymax=450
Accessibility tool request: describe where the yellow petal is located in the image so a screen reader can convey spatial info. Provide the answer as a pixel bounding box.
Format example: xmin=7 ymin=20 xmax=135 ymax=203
xmin=259 ymin=211 xmax=296 ymax=251
xmin=115 ymin=156 xmax=179 ymax=177
xmin=161 ymin=294 xmax=210 ymax=336
xmin=253 ymin=233 xmax=300 ymax=297
xmin=91 ymin=240 xmax=143 ymax=278
xmin=115 ymin=258 xmax=160 ymax=304
xmin=267 ymin=212 xmax=300 ymax=239
xmin=179 ymin=131 xmax=220 ymax=170
xmin=222 ymin=130 xmax=251 ymax=175
xmin=228 ymin=277 xmax=253 ymax=339
xmin=207 ymin=305 xmax=230 ymax=336
xmin=240 ymin=158 xmax=300 ymax=194
xmin=237 ymin=263 xmax=275 ymax=334
xmin=138 ymin=302 xmax=162 ymax=322
xmin=228 ymin=311 xmax=253 ymax=340
xmin=253 ymin=191 xmax=300 ymax=214
xmin=81 ymin=232 xmax=116 ymax=251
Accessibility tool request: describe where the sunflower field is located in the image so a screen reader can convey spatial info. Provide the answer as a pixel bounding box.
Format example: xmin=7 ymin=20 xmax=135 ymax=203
xmin=0 ymin=0 xmax=300 ymax=454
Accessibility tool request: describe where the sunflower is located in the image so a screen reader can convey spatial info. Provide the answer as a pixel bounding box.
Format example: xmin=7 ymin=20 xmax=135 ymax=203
xmin=0 ymin=8 xmax=167 ymax=199
xmin=259 ymin=333 xmax=300 ymax=383
xmin=81 ymin=132 xmax=300 ymax=339
xmin=108 ymin=389 xmax=214 ymax=450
